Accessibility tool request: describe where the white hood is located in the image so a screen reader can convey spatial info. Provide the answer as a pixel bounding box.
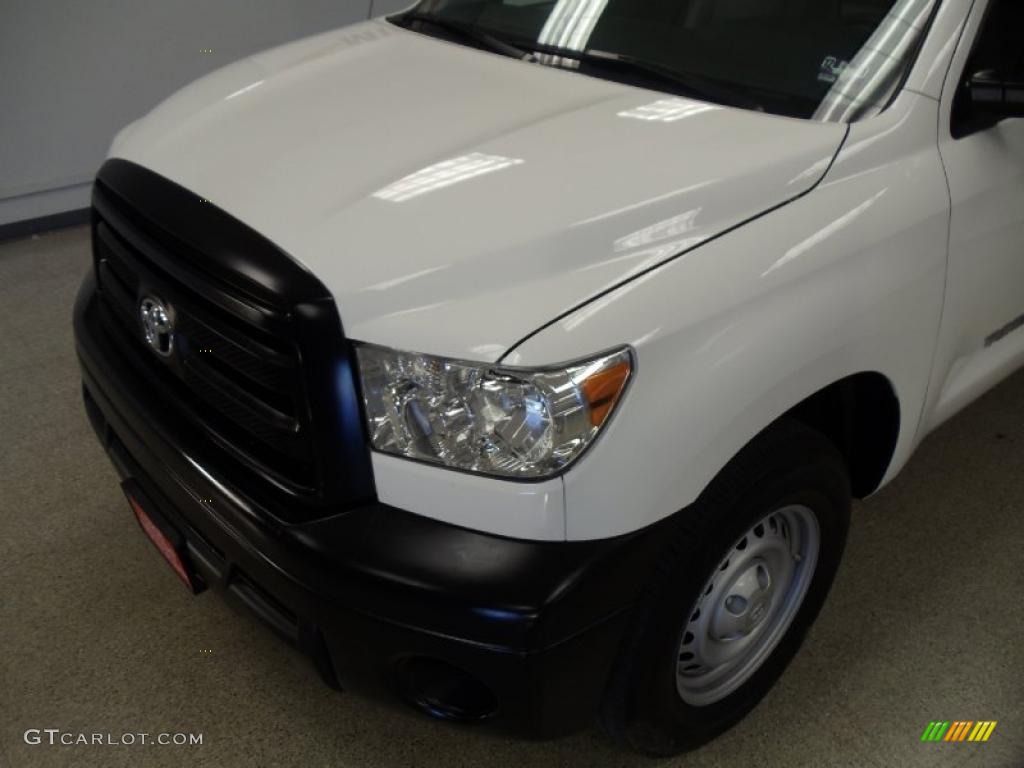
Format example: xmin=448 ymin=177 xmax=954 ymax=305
xmin=112 ymin=20 xmax=847 ymax=362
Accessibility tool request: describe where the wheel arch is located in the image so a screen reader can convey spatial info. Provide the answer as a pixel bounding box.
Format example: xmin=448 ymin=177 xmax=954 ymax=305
xmin=780 ymin=371 xmax=900 ymax=498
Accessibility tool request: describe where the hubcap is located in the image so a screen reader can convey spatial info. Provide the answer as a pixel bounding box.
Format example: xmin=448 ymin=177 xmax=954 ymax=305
xmin=676 ymin=505 xmax=820 ymax=706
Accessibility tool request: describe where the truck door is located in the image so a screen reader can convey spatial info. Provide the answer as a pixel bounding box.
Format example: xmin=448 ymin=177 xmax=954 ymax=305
xmin=928 ymin=0 xmax=1024 ymax=429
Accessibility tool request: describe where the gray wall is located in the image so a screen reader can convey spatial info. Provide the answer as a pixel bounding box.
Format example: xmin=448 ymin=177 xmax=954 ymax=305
xmin=0 ymin=0 xmax=412 ymax=226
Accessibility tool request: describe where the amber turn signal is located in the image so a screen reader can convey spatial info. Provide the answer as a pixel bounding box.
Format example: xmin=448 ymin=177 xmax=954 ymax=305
xmin=582 ymin=361 xmax=631 ymax=427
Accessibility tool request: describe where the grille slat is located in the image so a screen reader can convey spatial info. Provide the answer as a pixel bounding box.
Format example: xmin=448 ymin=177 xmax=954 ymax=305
xmin=175 ymin=314 xmax=294 ymax=387
xmin=182 ymin=356 xmax=301 ymax=436
xmin=97 ymin=260 xmax=140 ymax=325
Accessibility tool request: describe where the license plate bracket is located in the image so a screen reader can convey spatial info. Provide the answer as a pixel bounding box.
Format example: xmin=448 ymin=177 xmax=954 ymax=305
xmin=122 ymin=480 xmax=203 ymax=595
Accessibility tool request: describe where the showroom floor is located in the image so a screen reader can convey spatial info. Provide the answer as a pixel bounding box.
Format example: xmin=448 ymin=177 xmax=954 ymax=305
xmin=0 ymin=227 xmax=1021 ymax=768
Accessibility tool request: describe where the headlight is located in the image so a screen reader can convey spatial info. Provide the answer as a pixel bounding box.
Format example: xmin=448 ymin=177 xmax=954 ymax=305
xmin=354 ymin=344 xmax=633 ymax=479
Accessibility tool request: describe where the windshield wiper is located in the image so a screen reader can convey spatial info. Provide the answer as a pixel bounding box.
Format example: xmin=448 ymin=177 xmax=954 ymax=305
xmin=395 ymin=13 xmax=536 ymax=62
xmin=525 ymin=44 xmax=765 ymax=112
xmin=393 ymin=17 xmax=766 ymax=112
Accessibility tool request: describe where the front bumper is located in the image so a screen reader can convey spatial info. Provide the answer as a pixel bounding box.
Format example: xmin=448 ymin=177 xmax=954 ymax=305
xmin=74 ymin=272 xmax=666 ymax=737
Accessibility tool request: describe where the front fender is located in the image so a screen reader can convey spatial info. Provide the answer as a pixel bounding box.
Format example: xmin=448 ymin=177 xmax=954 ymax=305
xmin=505 ymin=91 xmax=949 ymax=540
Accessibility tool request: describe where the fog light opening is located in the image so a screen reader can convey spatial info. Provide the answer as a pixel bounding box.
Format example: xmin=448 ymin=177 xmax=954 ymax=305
xmin=398 ymin=657 xmax=498 ymax=723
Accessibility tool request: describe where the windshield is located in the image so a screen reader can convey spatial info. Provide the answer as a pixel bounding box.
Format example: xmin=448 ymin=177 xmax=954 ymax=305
xmin=395 ymin=0 xmax=939 ymax=121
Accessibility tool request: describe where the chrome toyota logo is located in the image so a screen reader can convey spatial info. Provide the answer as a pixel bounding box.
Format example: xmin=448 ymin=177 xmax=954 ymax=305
xmin=138 ymin=296 xmax=175 ymax=357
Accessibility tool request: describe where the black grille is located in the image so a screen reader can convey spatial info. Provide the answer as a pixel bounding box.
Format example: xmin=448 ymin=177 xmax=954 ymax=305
xmin=89 ymin=159 xmax=376 ymax=516
xmin=94 ymin=194 xmax=315 ymax=487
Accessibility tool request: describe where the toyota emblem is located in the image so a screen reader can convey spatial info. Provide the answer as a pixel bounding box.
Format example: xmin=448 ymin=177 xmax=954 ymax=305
xmin=139 ymin=295 xmax=175 ymax=357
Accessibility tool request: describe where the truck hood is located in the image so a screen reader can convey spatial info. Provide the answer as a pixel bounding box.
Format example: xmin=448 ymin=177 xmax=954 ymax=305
xmin=112 ymin=20 xmax=847 ymax=362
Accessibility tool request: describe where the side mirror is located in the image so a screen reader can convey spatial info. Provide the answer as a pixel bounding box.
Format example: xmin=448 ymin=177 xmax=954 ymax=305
xmin=967 ymin=69 xmax=1024 ymax=119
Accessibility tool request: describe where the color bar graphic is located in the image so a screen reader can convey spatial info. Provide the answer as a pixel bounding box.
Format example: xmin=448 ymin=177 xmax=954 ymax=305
xmin=921 ymin=721 xmax=996 ymax=742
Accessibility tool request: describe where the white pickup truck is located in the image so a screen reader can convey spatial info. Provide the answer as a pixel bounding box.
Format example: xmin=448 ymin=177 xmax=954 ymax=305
xmin=74 ymin=0 xmax=1023 ymax=754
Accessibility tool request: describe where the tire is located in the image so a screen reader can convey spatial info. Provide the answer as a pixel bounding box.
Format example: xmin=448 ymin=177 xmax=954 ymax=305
xmin=599 ymin=419 xmax=851 ymax=756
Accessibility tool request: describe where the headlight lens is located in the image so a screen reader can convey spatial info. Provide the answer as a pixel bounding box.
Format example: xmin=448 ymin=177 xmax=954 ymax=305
xmin=354 ymin=344 xmax=633 ymax=478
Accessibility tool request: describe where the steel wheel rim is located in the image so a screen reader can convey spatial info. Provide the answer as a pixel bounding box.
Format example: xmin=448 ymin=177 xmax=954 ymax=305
xmin=675 ymin=504 xmax=820 ymax=707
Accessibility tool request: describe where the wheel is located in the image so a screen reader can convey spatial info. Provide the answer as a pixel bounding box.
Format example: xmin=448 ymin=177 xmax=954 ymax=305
xmin=599 ymin=419 xmax=851 ymax=756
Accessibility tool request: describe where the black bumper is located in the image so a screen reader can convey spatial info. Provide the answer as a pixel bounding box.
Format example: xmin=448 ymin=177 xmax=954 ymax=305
xmin=74 ymin=273 xmax=666 ymax=738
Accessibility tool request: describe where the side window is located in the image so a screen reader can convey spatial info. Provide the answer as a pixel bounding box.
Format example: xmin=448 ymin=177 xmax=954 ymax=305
xmin=968 ymin=0 xmax=1023 ymax=77
xmin=952 ymin=0 xmax=1024 ymax=137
